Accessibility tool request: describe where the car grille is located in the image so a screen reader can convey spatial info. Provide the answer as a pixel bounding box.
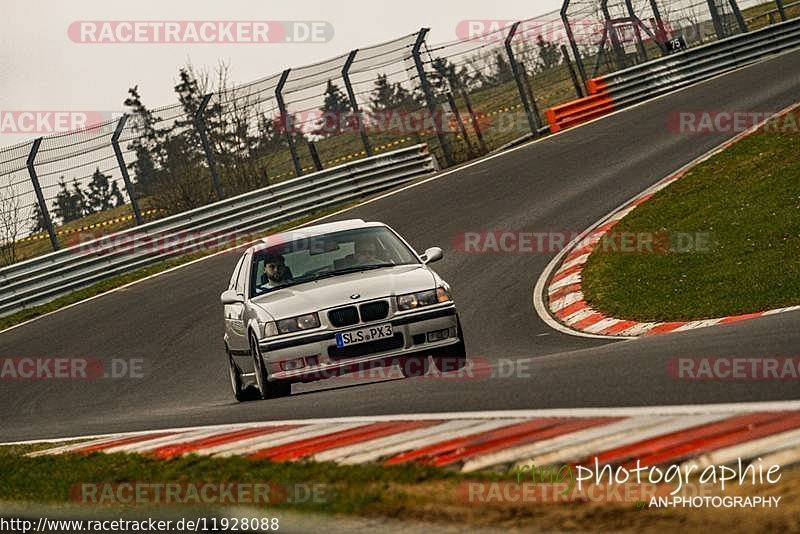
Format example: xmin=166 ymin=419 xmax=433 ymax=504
xmin=328 ymin=306 xmax=359 ymax=327
xmin=328 ymin=334 xmax=404 ymax=359
xmin=359 ymin=301 xmax=389 ymax=322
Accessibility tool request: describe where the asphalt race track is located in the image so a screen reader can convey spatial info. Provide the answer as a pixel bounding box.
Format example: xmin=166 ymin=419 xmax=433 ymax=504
xmin=2 ymin=52 xmax=799 ymax=442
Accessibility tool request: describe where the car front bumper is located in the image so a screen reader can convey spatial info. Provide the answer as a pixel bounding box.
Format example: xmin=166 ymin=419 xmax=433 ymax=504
xmin=258 ymin=305 xmax=459 ymax=382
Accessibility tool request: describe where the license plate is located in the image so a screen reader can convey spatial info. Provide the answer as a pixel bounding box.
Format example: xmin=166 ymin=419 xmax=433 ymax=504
xmin=335 ymin=323 xmax=393 ymax=348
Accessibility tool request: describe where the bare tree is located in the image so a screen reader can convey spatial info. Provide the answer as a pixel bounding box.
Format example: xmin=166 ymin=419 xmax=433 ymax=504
xmin=0 ymin=177 xmax=22 ymax=266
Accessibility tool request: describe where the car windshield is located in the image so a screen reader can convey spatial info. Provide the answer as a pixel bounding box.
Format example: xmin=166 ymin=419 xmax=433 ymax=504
xmin=250 ymin=226 xmax=420 ymax=296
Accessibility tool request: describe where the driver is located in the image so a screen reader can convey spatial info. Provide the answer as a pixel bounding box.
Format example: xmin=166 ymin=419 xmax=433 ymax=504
xmin=353 ymin=235 xmax=385 ymax=265
xmin=262 ymin=253 xmax=293 ymax=288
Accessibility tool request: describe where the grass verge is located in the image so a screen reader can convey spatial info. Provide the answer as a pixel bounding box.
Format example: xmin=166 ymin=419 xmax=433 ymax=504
xmin=581 ymin=106 xmax=800 ymax=322
xmin=1 ymin=444 xmax=799 ymax=531
xmin=0 ymin=204 xmax=359 ymax=332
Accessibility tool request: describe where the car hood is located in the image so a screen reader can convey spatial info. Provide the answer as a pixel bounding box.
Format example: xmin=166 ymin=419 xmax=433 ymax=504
xmin=251 ymin=265 xmax=437 ymax=320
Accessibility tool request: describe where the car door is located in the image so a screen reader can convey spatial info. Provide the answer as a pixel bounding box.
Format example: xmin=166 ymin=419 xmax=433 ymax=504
xmin=224 ymin=254 xmax=248 ymax=353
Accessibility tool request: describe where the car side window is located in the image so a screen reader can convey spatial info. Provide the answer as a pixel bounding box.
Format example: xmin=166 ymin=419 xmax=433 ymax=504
xmin=235 ymin=254 xmax=249 ymax=296
xmin=229 ymin=256 xmax=245 ymax=291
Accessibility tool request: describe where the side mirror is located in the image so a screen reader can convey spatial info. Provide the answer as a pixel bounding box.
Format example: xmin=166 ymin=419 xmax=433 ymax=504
xmin=221 ymin=289 xmax=244 ymax=305
xmin=422 ymin=247 xmax=444 ymax=264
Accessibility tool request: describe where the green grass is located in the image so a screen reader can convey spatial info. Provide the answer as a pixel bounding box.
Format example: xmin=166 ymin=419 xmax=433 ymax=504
xmin=581 ymin=107 xmax=800 ymax=322
xmin=0 ymin=204 xmax=359 ymax=332
xmin=0 ymin=445 xmax=468 ymax=516
xmin=3 ymin=444 xmax=799 ymax=531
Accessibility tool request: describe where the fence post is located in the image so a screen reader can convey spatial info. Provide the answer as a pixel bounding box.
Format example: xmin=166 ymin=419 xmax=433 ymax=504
xmin=728 ymin=0 xmax=749 ymax=33
xmin=504 ymin=22 xmax=539 ymax=136
xmin=649 ymin=0 xmax=669 ymax=42
xmin=445 ymin=91 xmax=475 ymax=159
xmin=602 ymin=0 xmax=628 ymax=70
xmin=412 ymin=28 xmax=454 ymax=167
xmin=26 ymin=138 xmax=59 ymax=251
xmin=276 ymin=69 xmax=304 ymax=177
xmin=561 ymin=2 xmax=589 ymax=87
xmin=625 ymin=0 xmax=649 ymax=62
xmin=307 ymin=140 xmax=323 ymax=171
xmin=561 ymin=44 xmax=584 ymax=98
xmin=706 ymin=0 xmax=727 ymax=39
xmin=342 ymin=49 xmax=373 ymax=157
xmin=195 ymin=93 xmax=225 ymax=200
xmin=775 ymin=0 xmax=788 ymax=21
xmin=111 ymin=114 xmax=143 ymax=225
xmin=459 ymin=87 xmax=488 ymax=154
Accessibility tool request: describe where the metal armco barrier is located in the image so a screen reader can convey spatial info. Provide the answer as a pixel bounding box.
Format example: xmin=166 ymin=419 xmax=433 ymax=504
xmin=546 ymin=17 xmax=800 ymax=132
xmin=0 ymin=145 xmax=437 ymax=318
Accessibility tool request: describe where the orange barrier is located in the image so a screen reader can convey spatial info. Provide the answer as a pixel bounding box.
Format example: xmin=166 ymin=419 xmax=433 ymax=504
xmin=545 ymin=82 xmax=614 ymax=133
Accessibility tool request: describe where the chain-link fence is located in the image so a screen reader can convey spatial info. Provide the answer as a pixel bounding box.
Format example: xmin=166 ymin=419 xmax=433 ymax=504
xmin=0 ymin=0 xmax=790 ymax=267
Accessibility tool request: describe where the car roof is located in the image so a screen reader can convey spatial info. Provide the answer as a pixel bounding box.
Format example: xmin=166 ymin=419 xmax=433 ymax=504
xmin=248 ymin=219 xmax=387 ymax=253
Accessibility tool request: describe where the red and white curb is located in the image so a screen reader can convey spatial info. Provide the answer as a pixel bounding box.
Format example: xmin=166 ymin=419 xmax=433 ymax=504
xmin=540 ymin=103 xmax=800 ymax=339
xmin=20 ymin=402 xmax=800 ymax=472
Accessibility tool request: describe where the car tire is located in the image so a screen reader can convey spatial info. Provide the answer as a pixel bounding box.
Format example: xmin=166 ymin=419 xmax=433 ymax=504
xmin=250 ymin=335 xmax=292 ymax=399
xmin=431 ymin=316 xmax=468 ymax=373
xmin=228 ymin=347 xmax=261 ymax=402
xmin=399 ymin=355 xmax=430 ymax=378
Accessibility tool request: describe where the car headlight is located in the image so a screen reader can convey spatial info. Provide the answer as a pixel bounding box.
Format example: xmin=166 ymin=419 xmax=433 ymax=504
xmin=397 ymin=287 xmax=451 ymax=311
xmin=276 ymin=313 xmax=321 ymax=334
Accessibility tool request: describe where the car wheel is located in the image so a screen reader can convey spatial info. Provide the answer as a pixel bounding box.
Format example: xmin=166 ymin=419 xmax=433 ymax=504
xmin=228 ymin=347 xmax=261 ymax=402
xmin=250 ymin=335 xmax=292 ymax=399
xmin=432 ymin=316 xmax=468 ymax=373
xmin=399 ymin=355 xmax=430 ymax=378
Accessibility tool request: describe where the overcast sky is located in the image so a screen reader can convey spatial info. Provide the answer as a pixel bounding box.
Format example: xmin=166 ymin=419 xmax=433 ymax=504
xmin=0 ymin=0 xmax=564 ymax=145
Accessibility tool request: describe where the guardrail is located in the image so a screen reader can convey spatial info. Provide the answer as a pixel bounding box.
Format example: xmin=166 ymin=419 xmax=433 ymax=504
xmin=545 ymin=17 xmax=800 ymax=132
xmin=0 ymin=144 xmax=437 ymax=318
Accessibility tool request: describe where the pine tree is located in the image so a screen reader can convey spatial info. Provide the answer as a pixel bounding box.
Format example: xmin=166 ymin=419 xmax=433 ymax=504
xmin=86 ymin=168 xmax=125 ymax=213
xmin=370 ymin=74 xmax=396 ymax=112
xmin=492 ymin=51 xmax=514 ymax=84
xmin=123 ymin=86 xmax=162 ymax=194
xmin=52 ymin=178 xmax=88 ymax=223
xmin=318 ymin=80 xmax=352 ymax=135
xmin=29 ymin=202 xmax=46 ymax=234
xmin=430 ymin=57 xmax=457 ymax=92
xmin=536 ymin=35 xmax=562 ymax=71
